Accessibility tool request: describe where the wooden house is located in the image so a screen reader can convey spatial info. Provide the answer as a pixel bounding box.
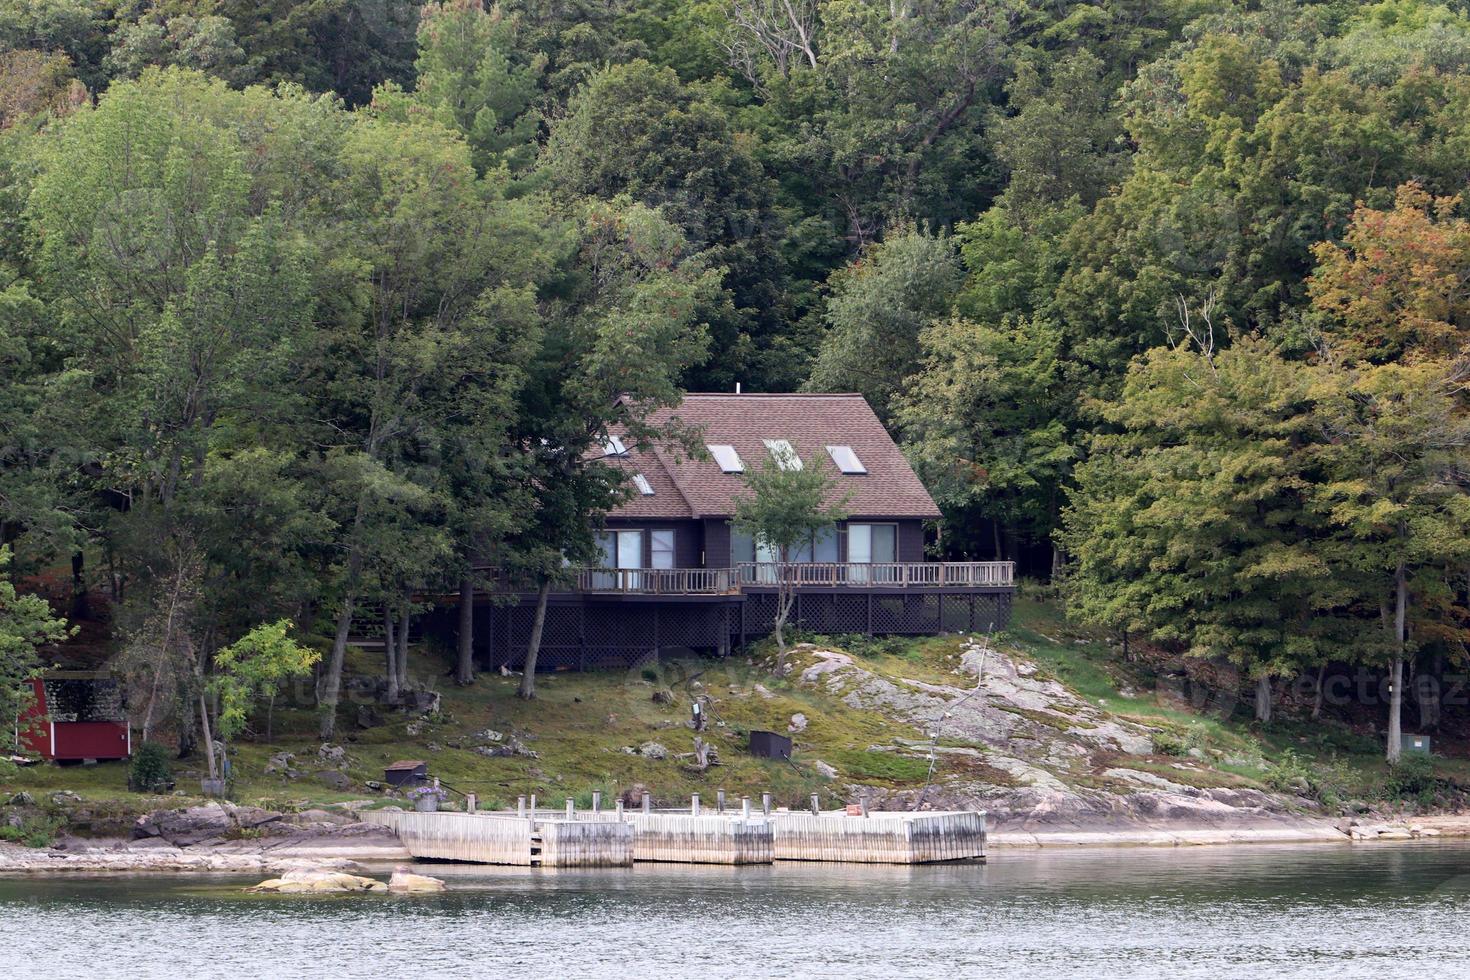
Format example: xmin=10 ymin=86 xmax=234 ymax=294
xmin=18 ymin=672 xmax=130 ymax=762
xmin=454 ymin=393 xmax=1014 ymax=670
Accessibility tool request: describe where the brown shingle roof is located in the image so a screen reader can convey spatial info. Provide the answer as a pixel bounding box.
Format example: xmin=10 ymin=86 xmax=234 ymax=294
xmin=608 ymin=393 xmax=941 ymax=520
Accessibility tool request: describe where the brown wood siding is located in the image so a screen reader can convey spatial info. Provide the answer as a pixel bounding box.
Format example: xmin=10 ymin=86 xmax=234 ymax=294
xmin=704 ymin=519 xmax=732 ymax=569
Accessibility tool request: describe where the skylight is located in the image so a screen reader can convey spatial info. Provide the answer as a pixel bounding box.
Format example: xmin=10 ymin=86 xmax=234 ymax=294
xmin=708 ymin=444 xmax=745 ymax=473
xmin=826 ymin=444 xmax=867 ymax=475
xmin=632 ymin=473 xmax=655 ymax=496
xmin=603 ymin=435 xmax=628 ymax=457
xmin=764 ymin=439 xmax=802 ymax=471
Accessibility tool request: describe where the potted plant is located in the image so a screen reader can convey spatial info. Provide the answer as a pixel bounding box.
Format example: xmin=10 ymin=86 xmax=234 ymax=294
xmin=408 ymin=784 xmax=448 ymax=813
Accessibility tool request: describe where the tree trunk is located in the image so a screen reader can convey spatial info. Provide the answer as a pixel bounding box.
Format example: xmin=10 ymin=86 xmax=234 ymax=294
xmin=456 ymin=574 xmax=475 ymax=685
xmin=519 ymin=578 xmax=552 ymax=699
xmin=1254 ymin=674 xmax=1272 ymax=724
xmin=991 ymin=519 xmax=1003 ymax=561
xmin=383 ymin=605 xmax=399 ymax=703
xmin=1311 ymin=663 xmax=1326 ymax=720
xmin=396 ymin=592 xmax=410 ymax=693
xmin=198 ymin=692 xmax=218 ymax=781
xmin=1388 ymin=560 xmax=1407 ymax=763
xmin=319 ymin=592 xmax=356 ymax=740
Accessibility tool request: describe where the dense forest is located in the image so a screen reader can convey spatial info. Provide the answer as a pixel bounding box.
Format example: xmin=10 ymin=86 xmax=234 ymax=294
xmin=0 ymin=0 xmax=1467 ymax=758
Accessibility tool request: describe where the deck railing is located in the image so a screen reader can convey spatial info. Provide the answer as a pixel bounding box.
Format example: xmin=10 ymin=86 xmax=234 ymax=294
xmin=480 ymin=561 xmax=1014 ymax=595
xmin=734 ymin=561 xmax=1014 ymax=589
xmin=573 ymin=567 xmax=737 ymax=595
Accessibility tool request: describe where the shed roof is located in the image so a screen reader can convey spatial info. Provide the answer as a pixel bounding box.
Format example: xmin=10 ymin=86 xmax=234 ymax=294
xmin=608 ymin=393 xmax=941 ymax=520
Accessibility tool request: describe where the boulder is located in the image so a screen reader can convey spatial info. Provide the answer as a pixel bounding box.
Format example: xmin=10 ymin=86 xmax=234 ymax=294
xmin=639 ymin=741 xmax=668 ymax=760
xmin=387 ymin=870 xmax=446 ymax=893
xmin=812 ymin=759 xmax=838 ymax=780
xmin=7 ymin=792 xmax=34 ymax=807
xmin=356 ymin=705 xmax=385 ymax=729
xmin=252 ymin=869 xmax=386 ymax=893
xmin=316 ymin=770 xmax=352 ymax=791
xmin=788 ymin=713 xmax=808 ymax=734
xmin=132 ymin=803 xmax=233 ymax=846
xmin=49 ymin=790 xmax=82 ymax=806
xmin=264 ymin=752 xmax=298 ymax=777
xmin=318 ymin=743 xmax=347 ymax=766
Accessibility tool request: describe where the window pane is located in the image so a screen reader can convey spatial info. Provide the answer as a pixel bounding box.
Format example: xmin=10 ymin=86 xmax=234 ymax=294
xmin=708 ymin=444 xmax=744 ymax=473
xmin=849 ymin=524 xmax=872 ymax=564
xmin=763 ymin=438 xmax=802 ymax=470
xmin=651 ymin=530 xmax=675 ymax=569
xmin=617 ymin=531 xmax=642 ymax=569
xmin=731 ymin=527 xmax=755 ymax=564
xmin=814 ymin=525 xmax=839 ymax=563
xmin=826 ymin=445 xmax=866 ymax=474
xmin=597 ymin=531 xmax=616 ymax=568
xmin=873 ymin=524 xmax=897 ymax=563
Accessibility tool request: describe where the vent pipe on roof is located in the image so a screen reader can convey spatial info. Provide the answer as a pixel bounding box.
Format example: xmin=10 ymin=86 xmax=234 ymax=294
xmin=735 ymin=382 xmax=741 ymax=394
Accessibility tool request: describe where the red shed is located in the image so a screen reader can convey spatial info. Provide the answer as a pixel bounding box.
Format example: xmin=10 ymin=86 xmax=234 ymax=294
xmin=19 ymin=672 xmax=130 ymax=762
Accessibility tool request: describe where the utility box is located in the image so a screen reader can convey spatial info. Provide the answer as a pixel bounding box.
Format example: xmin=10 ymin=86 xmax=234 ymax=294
xmin=1400 ymin=734 xmax=1432 ymax=755
xmin=384 ymin=759 xmax=428 ymax=787
xmin=748 ymin=730 xmax=792 ymax=760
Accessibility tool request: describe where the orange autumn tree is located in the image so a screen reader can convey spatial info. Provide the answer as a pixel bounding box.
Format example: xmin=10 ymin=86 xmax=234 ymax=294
xmin=1307 ymin=182 xmax=1470 ymax=762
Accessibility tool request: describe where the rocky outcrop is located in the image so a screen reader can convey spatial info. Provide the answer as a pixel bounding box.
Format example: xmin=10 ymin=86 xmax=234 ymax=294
xmin=253 ymin=869 xmax=386 ymax=893
xmin=388 ymin=869 xmax=446 ymax=892
xmin=783 ymin=640 xmax=1334 ymax=833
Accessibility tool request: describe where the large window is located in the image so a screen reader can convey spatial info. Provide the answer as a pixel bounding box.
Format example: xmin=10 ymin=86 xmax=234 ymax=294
xmin=848 ymin=523 xmax=897 ymax=582
xmin=731 ymin=525 xmax=838 ymax=564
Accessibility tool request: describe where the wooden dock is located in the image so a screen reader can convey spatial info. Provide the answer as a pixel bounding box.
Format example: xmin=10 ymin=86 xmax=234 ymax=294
xmin=363 ymin=805 xmax=984 ymax=867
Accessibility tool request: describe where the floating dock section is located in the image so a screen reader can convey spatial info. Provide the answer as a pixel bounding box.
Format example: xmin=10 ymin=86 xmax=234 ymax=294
xmin=770 ymin=811 xmax=987 ymax=864
xmin=361 ymin=810 xmax=632 ymax=867
xmin=364 ymin=805 xmax=983 ymax=867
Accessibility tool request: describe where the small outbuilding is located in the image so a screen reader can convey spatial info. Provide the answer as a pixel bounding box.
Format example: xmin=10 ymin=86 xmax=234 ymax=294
xmin=384 ymin=759 xmax=428 ymax=787
xmin=748 ymin=730 xmax=792 ymax=761
xmin=19 ymin=672 xmax=130 ymax=762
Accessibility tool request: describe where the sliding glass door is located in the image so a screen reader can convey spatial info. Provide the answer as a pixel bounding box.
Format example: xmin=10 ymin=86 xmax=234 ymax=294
xmin=848 ymin=523 xmax=897 ymax=583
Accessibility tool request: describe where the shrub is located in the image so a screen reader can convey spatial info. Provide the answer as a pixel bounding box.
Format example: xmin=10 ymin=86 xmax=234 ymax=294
xmin=128 ymin=741 xmax=174 ymax=793
xmin=1385 ymin=753 xmax=1438 ymax=805
xmin=0 ymin=813 xmax=62 ymax=848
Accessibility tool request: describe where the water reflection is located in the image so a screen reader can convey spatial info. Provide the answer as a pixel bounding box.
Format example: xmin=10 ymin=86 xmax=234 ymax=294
xmin=2 ymin=841 xmax=1467 ymax=978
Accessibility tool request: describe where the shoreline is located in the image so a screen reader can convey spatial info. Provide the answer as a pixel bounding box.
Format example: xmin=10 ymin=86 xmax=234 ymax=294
xmin=5 ymin=814 xmax=1470 ymax=873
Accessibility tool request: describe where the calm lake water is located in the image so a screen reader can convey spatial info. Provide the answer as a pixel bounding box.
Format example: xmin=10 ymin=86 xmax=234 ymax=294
xmin=3 ymin=842 xmax=1469 ymax=978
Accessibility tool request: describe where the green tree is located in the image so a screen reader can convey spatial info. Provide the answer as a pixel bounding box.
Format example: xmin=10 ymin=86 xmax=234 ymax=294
xmin=1058 ymin=329 xmax=1344 ymax=722
xmin=543 ymin=60 xmax=792 ymax=390
xmin=377 ymin=0 xmax=545 ymax=178
xmin=732 ymin=451 xmax=849 ymax=665
xmin=0 ymin=546 xmax=69 ymax=746
xmin=510 ymin=198 xmax=717 ymax=699
xmin=208 ymin=619 xmax=319 ymax=750
xmin=805 ymin=225 xmax=961 ymax=420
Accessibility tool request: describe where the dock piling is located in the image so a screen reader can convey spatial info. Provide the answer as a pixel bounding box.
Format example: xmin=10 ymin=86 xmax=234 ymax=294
xmin=517 ymin=796 xmax=525 ymax=818
xmin=565 ymin=798 xmax=575 ymax=820
xmin=642 ymin=792 xmax=651 ymax=815
xmin=467 ymin=793 xmax=477 ymax=814
xmin=692 ymin=793 xmax=701 ymax=816
xmin=810 ymin=794 xmax=820 ymax=816
xmin=592 ymin=791 xmax=602 ymax=815
xmin=717 ymin=789 xmax=726 ymax=813
xmin=742 ymin=796 xmax=750 ymax=819
xmin=762 ymin=793 xmax=771 ymax=816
